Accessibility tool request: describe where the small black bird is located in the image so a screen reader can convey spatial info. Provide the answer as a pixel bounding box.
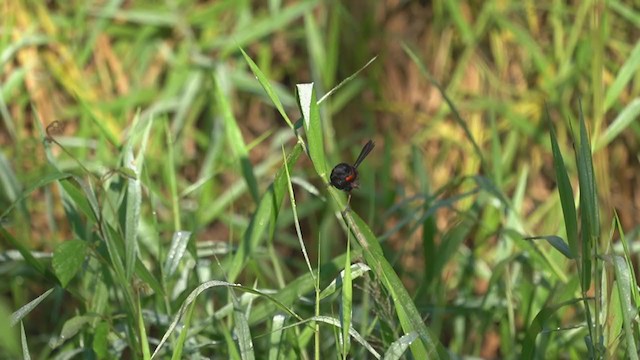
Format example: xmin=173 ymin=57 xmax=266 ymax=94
xmin=330 ymin=140 xmax=375 ymax=207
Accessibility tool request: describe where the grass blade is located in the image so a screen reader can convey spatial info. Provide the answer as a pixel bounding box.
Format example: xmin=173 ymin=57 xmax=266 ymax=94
xmin=10 ymin=288 xmax=55 ymax=327
xmin=227 ymin=143 xmax=303 ymax=282
xmin=240 ymin=48 xmax=294 ymax=129
xmin=402 ymin=43 xmax=486 ymax=170
xmin=297 ymin=83 xmax=327 ymax=179
xmin=595 ymin=97 xmax=640 ymax=150
xmin=521 ymin=298 xmax=584 ymax=359
xmin=307 ymin=315 xmax=380 ymax=359
xmin=547 ymin=107 xmax=579 ymax=259
xmin=268 ymin=314 xmax=286 ymax=360
xmin=604 ymin=40 xmax=640 ymax=111
xmin=214 ymin=67 xmax=260 ymax=203
xmin=525 ymin=235 xmax=574 ymax=260
xmin=610 ymin=254 xmax=639 ymax=359
xmin=163 ymin=231 xmax=192 ymax=279
xmin=341 ymin=233 xmax=353 ymax=358
xmin=383 ymin=332 xmax=419 ymax=360
xmin=345 ymin=212 xmax=448 ymax=359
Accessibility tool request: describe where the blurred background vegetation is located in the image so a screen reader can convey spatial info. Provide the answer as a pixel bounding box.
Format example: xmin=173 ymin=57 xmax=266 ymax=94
xmin=1 ymin=0 xmax=639 ymax=358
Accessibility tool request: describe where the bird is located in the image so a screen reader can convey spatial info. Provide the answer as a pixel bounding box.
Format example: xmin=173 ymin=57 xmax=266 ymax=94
xmin=329 ymin=139 xmax=375 ymax=209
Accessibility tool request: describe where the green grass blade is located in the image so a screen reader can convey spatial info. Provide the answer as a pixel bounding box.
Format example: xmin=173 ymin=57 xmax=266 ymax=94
xmin=521 ymin=298 xmax=584 ymax=359
xmin=547 ymin=107 xmax=579 ymax=259
xmin=234 ymin=302 xmax=255 ymax=360
xmin=162 ymin=231 xmax=192 ymax=279
xmin=137 ymin=296 xmax=151 ymax=360
xmin=20 ymin=322 xmax=30 ymax=360
xmin=1 ymin=172 xmax=72 ymax=220
xmin=614 ymin=214 xmax=640 ymax=308
xmin=123 ymin=144 xmax=141 ymax=280
xmin=595 ymin=98 xmax=640 ymax=151
xmin=135 ymin=258 xmax=164 ymax=297
xmin=307 ymin=315 xmax=380 ymax=359
xmin=163 ymin=119 xmax=181 ymax=231
xmin=383 ymin=332 xmax=419 ymax=360
xmin=610 ymin=254 xmax=639 ymax=359
xmin=402 ymin=43 xmax=486 ymax=170
xmin=0 ymin=300 xmax=19 ymax=356
xmin=304 ymin=12 xmax=325 ymax=87
xmin=246 ymin=250 xmax=361 ymax=325
xmin=281 ymin=146 xmax=314 ymax=276
xmin=341 ymin=234 xmax=353 ymax=358
xmin=296 ymin=83 xmax=327 ymax=179
xmin=604 ymin=40 xmax=640 ymax=112
xmin=319 ymin=263 xmax=370 ymax=301
xmin=227 ymin=143 xmax=303 ymax=282
xmin=0 ymin=151 xmax=21 ymax=204
xmin=59 ymin=178 xmax=99 ymax=223
xmin=0 ymin=225 xmax=48 ymax=277
xmin=151 ymin=280 xmax=238 ymax=359
xmin=525 ymin=235 xmax=573 ymax=260
xmin=345 ymin=212 xmax=448 ymax=359
xmin=10 ymin=288 xmax=54 ymax=327
xmin=318 ymin=56 xmax=377 ymax=105
xmin=216 ymin=1 xmax=318 ymax=56
xmin=575 ymin=101 xmax=599 ymax=291
xmin=268 ymin=314 xmax=285 ymax=360
xmin=240 ymin=48 xmax=294 ymax=129
xmin=214 ymin=68 xmax=260 ymax=203
xmin=170 ymin=302 xmax=195 ymax=360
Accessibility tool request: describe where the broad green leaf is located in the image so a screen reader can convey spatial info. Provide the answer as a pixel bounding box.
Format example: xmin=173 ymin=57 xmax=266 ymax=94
xmin=52 ymin=315 xmax=95 ymax=348
xmin=92 ymin=321 xmax=109 ymax=359
xmin=52 ymin=240 xmax=87 ymax=287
